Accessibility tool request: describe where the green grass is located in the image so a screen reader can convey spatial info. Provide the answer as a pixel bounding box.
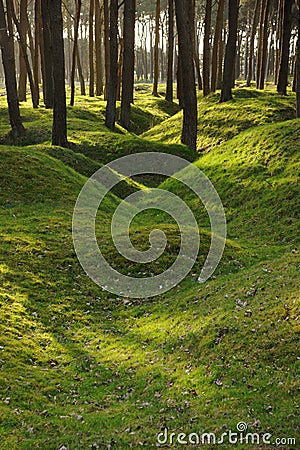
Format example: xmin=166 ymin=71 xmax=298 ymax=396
xmin=143 ymin=88 xmax=296 ymax=151
xmin=0 ymin=87 xmax=299 ymax=449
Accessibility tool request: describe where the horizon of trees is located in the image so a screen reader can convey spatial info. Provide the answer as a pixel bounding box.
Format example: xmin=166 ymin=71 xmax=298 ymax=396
xmin=0 ymin=0 xmax=299 ymax=150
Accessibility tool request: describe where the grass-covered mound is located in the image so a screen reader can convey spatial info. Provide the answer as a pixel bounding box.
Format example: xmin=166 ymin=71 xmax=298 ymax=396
xmin=0 ymin=88 xmax=299 ymax=448
xmin=143 ymin=89 xmax=296 ymax=151
xmin=161 ymin=119 xmax=300 ymax=248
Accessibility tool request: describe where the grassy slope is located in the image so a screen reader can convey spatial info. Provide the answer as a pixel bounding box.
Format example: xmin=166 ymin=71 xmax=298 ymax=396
xmin=143 ymin=89 xmax=296 ymax=151
xmin=0 ymin=89 xmax=299 ymax=449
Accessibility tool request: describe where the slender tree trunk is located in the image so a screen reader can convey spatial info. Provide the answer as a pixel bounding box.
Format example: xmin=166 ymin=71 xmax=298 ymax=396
xmin=277 ymin=0 xmax=293 ymax=95
xmin=174 ymin=0 xmax=197 ymax=151
xmin=0 ymin=0 xmax=24 ymax=136
xmin=176 ymin=49 xmax=184 ymax=108
xmin=216 ymin=30 xmax=224 ymax=89
xmin=296 ymin=1 xmax=300 ymax=117
xmin=103 ymin=0 xmax=110 ymax=99
xmin=34 ymin=0 xmax=41 ymax=104
xmin=6 ymin=0 xmax=15 ymax=58
xmin=203 ymin=0 xmax=212 ymax=96
xmin=105 ymin=0 xmax=118 ymax=130
xmin=120 ymin=0 xmax=136 ymax=129
xmin=95 ymin=0 xmax=103 ymax=96
xmin=259 ymin=0 xmax=272 ymax=89
xmin=70 ymin=0 xmax=82 ymax=106
xmin=89 ymin=0 xmax=95 ymax=97
xmin=166 ymin=0 xmax=174 ymax=102
xmin=152 ymin=0 xmax=160 ymax=96
xmin=41 ymin=0 xmax=53 ymax=108
xmin=246 ymin=0 xmax=260 ymax=86
xmin=211 ymin=0 xmax=225 ymax=92
xmin=76 ymin=46 xmax=86 ymax=95
xmin=18 ymin=0 xmax=28 ymax=102
xmin=275 ymin=0 xmax=284 ymax=84
xmin=220 ymin=0 xmax=239 ymax=102
xmin=10 ymin=2 xmax=38 ymax=108
xmin=117 ymin=37 xmax=123 ymax=101
xmin=192 ymin=0 xmax=202 ymax=90
xmin=49 ymin=0 xmax=68 ymax=147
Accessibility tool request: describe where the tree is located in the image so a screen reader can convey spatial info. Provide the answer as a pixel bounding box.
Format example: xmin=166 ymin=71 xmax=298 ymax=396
xmin=246 ymin=0 xmax=260 ymax=87
xmin=89 ymin=0 xmax=95 ymax=97
xmin=211 ymin=0 xmax=225 ymax=92
xmin=49 ymin=0 xmax=68 ymax=147
xmin=220 ymin=0 xmax=239 ymax=102
xmin=296 ymin=0 xmax=300 ymax=116
xmin=120 ymin=0 xmax=136 ymax=129
xmin=277 ymin=0 xmax=293 ymax=95
xmin=256 ymin=0 xmax=272 ymax=90
xmin=165 ymin=0 xmax=174 ymax=102
xmin=41 ymin=0 xmax=53 ymax=108
xmin=95 ymin=0 xmax=104 ymax=96
xmin=70 ymin=0 xmax=82 ymax=106
xmin=203 ymin=0 xmax=212 ymax=96
xmin=103 ymin=0 xmax=110 ymax=99
xmin=18 ymin=0 xmax=28 ymax=102
xmin=105 ymin=0 xmax=118 ymax=130
xmin=152 ymin=0 xmax=160 ymax=96
xmin=174 ymin=0 xmax=197 ymax=151
xmin=9 ymin=0 xmax=39 ymax=109
xmin=0 ymin=0 xmax=25 ymax=136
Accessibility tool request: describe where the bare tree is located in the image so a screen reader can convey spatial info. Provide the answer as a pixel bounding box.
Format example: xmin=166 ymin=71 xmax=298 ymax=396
xmin=174 ymin=0 xmax=197 ymax=150
xmin=220 ymin=0 xmax=239 ymax=102
xmin=49 ymin=0 xmax=68 ymax=147
xmin=0 ymin=0 xmax=24 ymax=136
xmin=166 ymin=0 xmax=174 ymax=102
xmin=211 ymin=0 xmax=225 ymax=92
xmin=152 ymin=0 xmax=160 ymax=96
xmin=277 ymin=0 xmax=293 ymax=95
xmin=105 ymin=0 xmax=118 ymax=130
xmin=120 ymin=0 xmax=136 ymax=129
xmin=203 ymin=0 xmax=212 ymax=96
xmin=70 ymin=0 xmax=82 ymax=106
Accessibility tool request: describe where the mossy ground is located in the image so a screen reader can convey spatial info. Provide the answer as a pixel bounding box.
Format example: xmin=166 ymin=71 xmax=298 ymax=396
xmin=0 ymin=86 xmax=299 ymax=449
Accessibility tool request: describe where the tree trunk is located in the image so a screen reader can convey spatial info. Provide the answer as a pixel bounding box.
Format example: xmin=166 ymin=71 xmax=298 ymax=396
xmin=277 ymin=0 xmax=293 ymax=95
xmin=257 ymin=0 xmax=271 ymax=89
xmin=0 ymin=0 xmax=25 ymax=136
xmin=203 ymin=0 xmax=212 ymax=96
xmin=211 ymin=0 xmax=225 ymax=92
xmin=10 ymin=1 xmax=39 ymax=109
xmin=70 ymin=0 xmax=82 ymax=106
xmin=296 ymin=1 xmax=300 ymax=117
xmin=18 ymin=0 xmax=28 ymax=102
xmin=41 ymin=0 xmax=53 ymax=108
xmin=76 ymin=46 xmax=86 ymax=95
xmin=34 ymin=0 xmax=41 ymax=104
xmin=105 ymin=0 xmax=118 ymax=130
xmin=216 ymin=30 xmax=224 ymax=89
xmin=166 ymin=0 xmax=174 ymax=102
xmin=275 ymin=0 xmax=284 ymax=84
xmin=117 ymin=37 xmax=123 ymax=101
xmin=174 ymin=0 xmax=197 ymax=151
xmin=246 ymin=0 xmax=260 ymax=87
xmin=103 ymin=0 xmax=110 ymax=99
xmin=95 ymin=0 xmax=103 ymax=96
xmin=49 ymin=0 xmax=68 ymax=147
xmin=89 ymin=0 xmax=95 ymax=97
xmin=152 ymin=0 xmax=160 ymax=96
xmin=192 ymin=0 xmax=202 ymax=91
xmin=220 ymin=0 xmax=239 ymax=102
xmin=120 ymin=0 xmax=136 ymax=129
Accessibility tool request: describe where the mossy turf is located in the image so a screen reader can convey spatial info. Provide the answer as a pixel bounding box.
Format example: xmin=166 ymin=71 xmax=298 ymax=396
xmin=0 ymin=87 xmax=299 ymax=449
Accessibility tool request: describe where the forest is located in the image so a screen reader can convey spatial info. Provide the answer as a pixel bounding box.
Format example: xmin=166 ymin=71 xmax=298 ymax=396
xmin=0 ymin=0 xmax=299 ymax=449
